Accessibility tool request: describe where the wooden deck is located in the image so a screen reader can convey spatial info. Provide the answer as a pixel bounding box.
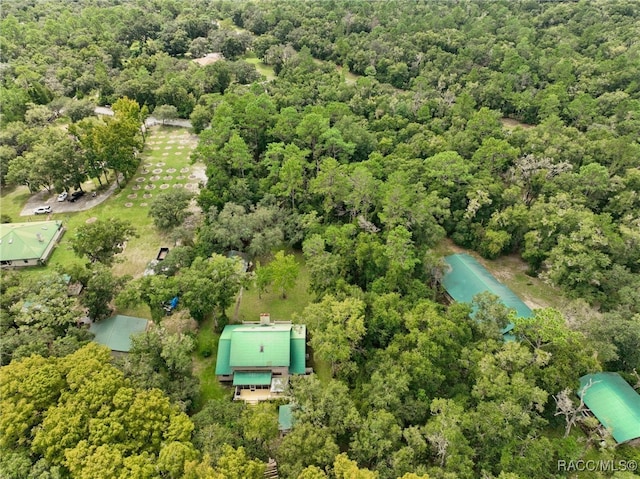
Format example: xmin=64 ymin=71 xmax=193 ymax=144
xmin=235 ymin=389 xmax=284 ymax=404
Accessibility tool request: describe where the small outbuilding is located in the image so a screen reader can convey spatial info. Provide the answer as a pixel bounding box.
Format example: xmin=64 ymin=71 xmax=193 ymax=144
xmin=89 ymin=314 xmax=149 ymax=353
xmin=0 ymin=221 xmax=65 ymax=268
xmin=578 ymin=372 xmax=640 ymax=445
xmin=442 ymin=253 xmax=533 ymax=340
xmin=278 ymin=404 xmax=294 ymax=435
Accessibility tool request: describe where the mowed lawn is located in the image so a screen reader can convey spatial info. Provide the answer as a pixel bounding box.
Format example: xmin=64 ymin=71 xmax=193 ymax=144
xmin=230 ymin=251 xmax=313 ymax=324
xmin=243 ymin=54 xmax=276 ymax=82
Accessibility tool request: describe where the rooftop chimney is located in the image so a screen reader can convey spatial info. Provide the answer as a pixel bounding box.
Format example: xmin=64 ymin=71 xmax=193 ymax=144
xmin=260 ymin=313 xmax=271 ymax=325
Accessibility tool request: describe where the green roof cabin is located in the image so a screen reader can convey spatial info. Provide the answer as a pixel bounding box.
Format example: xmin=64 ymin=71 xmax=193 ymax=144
xmin=1 ymin=221 xmax=65 ymax=268
xmin=216 ymin=314 xmax=309 ymax=403
xmin=578 ymin=372 xmax=640 ymax=445
xmin=442 ymin=253 xmax=533 ymax=341
xmin=89 ymin=315 xmax=149 ymax=353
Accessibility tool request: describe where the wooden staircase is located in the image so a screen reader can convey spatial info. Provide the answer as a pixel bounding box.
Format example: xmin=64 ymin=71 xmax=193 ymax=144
xmin=264 ymin=458 xmax=278 ymax=479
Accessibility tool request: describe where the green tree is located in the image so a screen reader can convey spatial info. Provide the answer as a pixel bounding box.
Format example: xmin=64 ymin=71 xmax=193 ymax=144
xmin=513 ymin=308 xmax=600 ymax=393
xmin=383 ymin=226 xmax=420 ymax=293
xmin=272 ymin=150 xmax=306 ymax=209
xmin=241 ymin=402 xmax=279 ymax=457
xmin=121 ymin=325 xmax=198 ymax=410
xmin=289 ymin=374 xmax=360 ymax=439
xmin=65 ymin=98 xmax=96 ymax=123
xmin=117 ymin=274 xmax=179 ymax=323
xmin=276 ymin=423 xmax=338 ymax=479
xmin=334 ymin=453 xmax=379 ymax=479
xmin=80 ymin=264 xmax=129 ymax=321
xmin=1 ymin=344 xmax=196 ymax=476
xmin=295 ymin=112 xmax=329 ymax=173
xmin=423 ymin=398 xmax=474 ymax=477
xmin=197 ymin=202 xmax=283 ymax=260
xmin=191 ymin=399 xmax=246 ymax=461
xmin=214 ymin=445 xmax=265 ymax=479
xmin=178 ymin=254 xmax=248 ymax=325
xmin=154 ymin=104 xmax=180 ymax=124
xmin=305 ymin=295 xmax=366 ymax=377
xmin=70 ymin=218 xmax=138 ymax=265
xmin=350 ymin=410 xmax=402 ymax=469
xmin=262 ymin=250 xmax=299 ymax=299
xmin=149 ymin=189 xmax=194 ymax=230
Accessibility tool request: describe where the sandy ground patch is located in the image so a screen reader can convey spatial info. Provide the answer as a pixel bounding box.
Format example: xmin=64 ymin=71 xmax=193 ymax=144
xmin=193 ymin=52 xmax=224 ymax=66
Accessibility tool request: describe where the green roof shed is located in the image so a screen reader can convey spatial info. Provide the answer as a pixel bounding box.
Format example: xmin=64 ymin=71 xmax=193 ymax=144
xmin=89 ymin=315 xmax=149 ymax=352
xmin=279 ymin=404 xmax=294 ymax=432
xmin=578 ymin=372 xmax=640 ymax=444
xmin=442 ymin=254 xmax=533 ymax=339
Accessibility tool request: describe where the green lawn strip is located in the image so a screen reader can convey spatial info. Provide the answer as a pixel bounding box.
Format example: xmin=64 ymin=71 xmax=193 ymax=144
xmin=193 ymin=317 xmax=230 ymax=410
xmin=0 ymin=185 xmax=31 ymax=221
xmin=117 ymin=303 xmax=153 ymax=320
xmin=311 ymin=358 xmax=332 ymax=383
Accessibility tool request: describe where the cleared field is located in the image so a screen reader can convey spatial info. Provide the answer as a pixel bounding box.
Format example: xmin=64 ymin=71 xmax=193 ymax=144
xmin=231 ymin=251 xmax=313 ymax=323
xmin=244 ymin=55 xmax=276 ymax=82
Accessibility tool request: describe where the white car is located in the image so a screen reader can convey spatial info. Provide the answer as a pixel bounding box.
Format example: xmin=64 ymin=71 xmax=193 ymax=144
xmin=33 ymin=206 xmax=52 ymax=215
xmin=57 ymin=191 xmax=68 ymax=202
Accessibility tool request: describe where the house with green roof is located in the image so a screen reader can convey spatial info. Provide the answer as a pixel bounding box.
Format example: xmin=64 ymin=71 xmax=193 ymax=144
xmin=0 ymin=221 xmax=64 ymax=268
xmin=442 ymin=253 xmax=533 ymax=341
xmin=578 ymin=372 xmax=640 ymax=445
xmin=216 ymin=314 xmax=309 ymax=402
xmin=89 ymin=314 xmax=149 ymax=353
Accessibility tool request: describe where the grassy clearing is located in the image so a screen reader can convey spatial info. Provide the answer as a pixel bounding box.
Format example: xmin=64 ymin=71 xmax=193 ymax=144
xmin=336 ymin=65 xmax=360 ymax=85
xmin=244 ymin=54 xmax=276 ymax=82
xmin=501 ymin=117 xmax=535 ymax=130
xmin=192 ymin=318 xmax=229 ymax=410
xmin=0 ymin=185 xmax=32 ymax=221
xmin=231 ymin=251 xmax=313 ymax=323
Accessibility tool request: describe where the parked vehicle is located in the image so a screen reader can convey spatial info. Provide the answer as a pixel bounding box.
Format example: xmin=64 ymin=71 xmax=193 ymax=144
xmin=33 ymin=206 xmax=52 ymax=215
xmin=57 ymin=191 xmax=68 ymax=202
xmin=68 ymin=191 xmax=85 ymax=202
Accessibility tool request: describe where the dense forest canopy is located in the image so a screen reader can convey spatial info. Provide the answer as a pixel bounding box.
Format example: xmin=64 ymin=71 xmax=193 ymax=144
xmin=1 ymin=0 xmax=640 ymax=478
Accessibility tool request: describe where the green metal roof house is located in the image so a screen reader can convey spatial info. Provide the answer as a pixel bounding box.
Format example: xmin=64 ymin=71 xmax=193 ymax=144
xmin=0 ymin=221 xmax=65 ymax=268
xmin=578 ymin=372 xmax=640 ymax=444
xmin=89 ymin=315 xmax=149 ymax=353
xmin=216 ymin=315 xmax=308 ymax=402
xmin=442 ymin=254 xmax=533 ymax=340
